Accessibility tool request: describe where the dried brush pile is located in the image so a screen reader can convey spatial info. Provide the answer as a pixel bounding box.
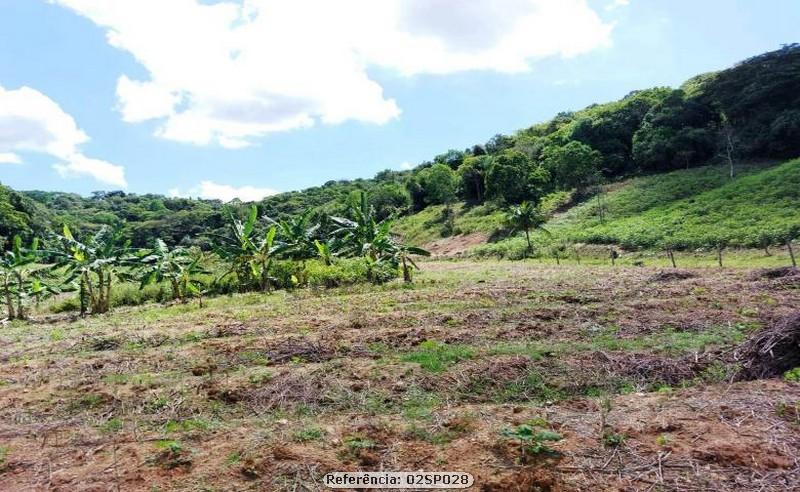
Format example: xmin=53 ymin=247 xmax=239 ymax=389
xmin=734 ymin=312 xmax=800 ymax=380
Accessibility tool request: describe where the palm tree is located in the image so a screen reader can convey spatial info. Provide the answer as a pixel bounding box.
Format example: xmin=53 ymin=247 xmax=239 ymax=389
xmin=505 ymin=202 xmax=548 ymax=258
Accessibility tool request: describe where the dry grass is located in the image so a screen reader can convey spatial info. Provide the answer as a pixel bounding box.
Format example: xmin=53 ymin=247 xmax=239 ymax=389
xmin=0 ymin=260 xmax=798 ymax=490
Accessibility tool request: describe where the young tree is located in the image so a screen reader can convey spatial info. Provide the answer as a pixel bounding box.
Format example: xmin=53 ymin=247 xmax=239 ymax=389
xmin=718 ymin=111 xmax=738 ymax=179
xmin=505 ymin=202 xmax=549 ymax=258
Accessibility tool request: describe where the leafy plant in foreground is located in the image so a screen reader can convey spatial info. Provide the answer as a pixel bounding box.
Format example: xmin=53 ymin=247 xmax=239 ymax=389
xmin=501 ymin=423 xmax=562 ymax=462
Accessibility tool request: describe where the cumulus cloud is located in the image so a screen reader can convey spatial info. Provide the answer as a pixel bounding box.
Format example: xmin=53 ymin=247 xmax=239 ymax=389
xmin=0 ymin=84 xmax=127 ymax=187
xmin=53 ymin=155 xmax=128 ymax=188
xmin=53 ymin=0 xmax=613 ymax=148
xmin=169 ymin=181 xmax=279 ymax=202
xmin=399 ymin=162 xmax=414 ymax=171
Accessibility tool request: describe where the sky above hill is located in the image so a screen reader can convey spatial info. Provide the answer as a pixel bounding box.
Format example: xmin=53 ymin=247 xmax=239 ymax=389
xmin=0 ymin=0 xmax=798 ymax=201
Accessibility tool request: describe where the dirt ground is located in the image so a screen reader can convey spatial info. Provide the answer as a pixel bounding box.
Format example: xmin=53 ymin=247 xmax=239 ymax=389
xmin=0 ymin=261 xmax=798 ymax=491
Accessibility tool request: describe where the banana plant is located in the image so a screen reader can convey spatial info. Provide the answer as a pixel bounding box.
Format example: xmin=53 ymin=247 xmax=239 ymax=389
xmin=331 ymin=191 xmax=396 ymax=260
xmin=268 ymin=210 xmax=319 ymax=262
xmin=0 ymin=236 xmax=42 ymax=320
xmin=138 ymin=239 xmax=209 ymax=302
xmin=50 ymin=224 xmax=134 ymax=315
xmin=252 ymin=226 xmax=278 ymax=292
xmin=386 ymin=243 xmax=431 ymax=283
xmin=212 ymin=205 xmax=260 ymax=291
xmin=505 ymin=201 xmax=549 ymax=257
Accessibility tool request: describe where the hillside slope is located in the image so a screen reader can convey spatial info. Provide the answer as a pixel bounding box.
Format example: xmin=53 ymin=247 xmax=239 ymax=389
xmin=400 ymin=159 xmax=800 ymax=257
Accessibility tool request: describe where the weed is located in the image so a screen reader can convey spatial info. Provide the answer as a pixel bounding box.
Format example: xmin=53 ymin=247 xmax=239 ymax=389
xmin=602 ymin=431 xmax=627 ymax=447
xmin=292 ymin=426 xmax=325 ymax=443
xmin=402 ymin=340 xmax=474 ymax=373
xmin=776 ymin=402 xmax=800 ymax=425
xmin=656 ymin=434 xmax=671 ymax=446
xmin=248 ymin=368 xmax=274 ymax=385
xmin=501 ymin=424 xmax=562 ymax=462
xmin=226 ymin=452 xmax=241 ymax=465
xmin=99 ymin=418 xmax=123 ymax=434
xmin=164 ymin=418 xmax=210 ymax=434
xmin=0 ymin=446 xmax=8 ymax=472
xmin=784 ymin=367 xmax=800 ymax=383
xmin=150 ymin=440 xmax=192 ymax=470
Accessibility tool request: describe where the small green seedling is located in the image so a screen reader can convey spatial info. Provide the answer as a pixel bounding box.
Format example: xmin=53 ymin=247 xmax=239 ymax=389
xmin=501 ymin=424 xmax=562 ymax=462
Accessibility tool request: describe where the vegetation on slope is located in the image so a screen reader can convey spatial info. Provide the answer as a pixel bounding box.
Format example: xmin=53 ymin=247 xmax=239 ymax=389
xmin=473 ymin=159 xmax=800 ymax=258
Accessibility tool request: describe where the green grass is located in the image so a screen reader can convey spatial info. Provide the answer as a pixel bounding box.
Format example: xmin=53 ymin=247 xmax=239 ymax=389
xmin=393 ymin=202 xmax=506 ymax=246
xmin=401 ymin=340 xmax=475 ymax=372
xmin=474 ymin=159 xmax=800 ymax=258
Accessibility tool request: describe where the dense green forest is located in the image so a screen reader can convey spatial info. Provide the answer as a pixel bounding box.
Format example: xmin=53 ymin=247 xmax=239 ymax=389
xmin=1 ymin=45 xmax=799 ymax=250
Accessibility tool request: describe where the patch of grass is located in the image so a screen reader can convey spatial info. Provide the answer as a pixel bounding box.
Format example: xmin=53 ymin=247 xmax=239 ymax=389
xmin=401 ymin=389 xmax=440 ymax=421
xmin=0 ymin=445 xmax=9 ymax=472
xmin=164 ymin=418 xmax=211 ymax=434
xmin=784 ymin=367 xmax=800 ymax=383
xmin=248 ymin=368 xmax=274 ymax=385
xmin=402 ymin=340 xmax=474 ymax=372
xmin=291 ymin=426 xmax=325 ymax=443
xmin=98 ymin=418 xmax=123 ymax=434
xmin=68 ymin=393 xmax=105 ymax=411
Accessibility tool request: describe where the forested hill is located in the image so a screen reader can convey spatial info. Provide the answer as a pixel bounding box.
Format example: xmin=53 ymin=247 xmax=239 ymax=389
xmin=1 ymin=45 xmax=799 ymax=249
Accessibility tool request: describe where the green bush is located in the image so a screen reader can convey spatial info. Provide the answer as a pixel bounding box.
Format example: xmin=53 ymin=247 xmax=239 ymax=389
xmin=305 ymin=258 xmax=397 ymax=288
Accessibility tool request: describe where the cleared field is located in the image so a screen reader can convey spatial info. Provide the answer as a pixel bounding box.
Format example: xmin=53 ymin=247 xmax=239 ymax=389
xmin=1 ymin=261 xmax=798 ymax=491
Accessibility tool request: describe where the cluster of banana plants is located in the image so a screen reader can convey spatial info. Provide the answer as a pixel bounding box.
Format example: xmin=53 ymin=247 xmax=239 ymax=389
xmin=0 ymin=236 xmax=58 ymax=320
xmin=49 ymin=225 xmax=138 ymax=316
xmin=136 ymin=239 xmax=209 ymax=303
xmin=1 ymin=191 xmax=429 ymax=320
xmin=213 ymin=191 xmax=431 ymax=292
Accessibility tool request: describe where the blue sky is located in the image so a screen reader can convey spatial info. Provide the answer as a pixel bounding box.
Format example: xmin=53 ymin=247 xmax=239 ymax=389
xmin=0 ymin=0 xmax=797 ymax=200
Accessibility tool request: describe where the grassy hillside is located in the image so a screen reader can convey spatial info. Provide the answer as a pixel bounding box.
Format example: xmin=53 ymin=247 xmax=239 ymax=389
xmin=401 ymin=159 xmax=800 ymax=258
xmin=393 ymin=202 xmax=506 ymax=246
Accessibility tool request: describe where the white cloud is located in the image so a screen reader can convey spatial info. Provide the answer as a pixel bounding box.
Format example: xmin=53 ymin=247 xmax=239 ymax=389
xmin=53 ymin=0 xmax=613 ymax=147
xmin=169 ymin=181 xmax=279 ymax=202
xmin=53 ymin=155 xmax=128 ymax=188
xmin=0 ymin=84 xmax=127 ymax=187
xmin=399 ymin=161 xmax=414 ymax=170
xmin=0 ymin=152 xmax=22 ymax=164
